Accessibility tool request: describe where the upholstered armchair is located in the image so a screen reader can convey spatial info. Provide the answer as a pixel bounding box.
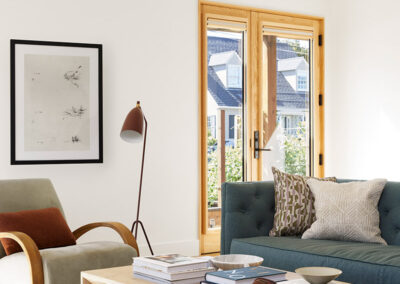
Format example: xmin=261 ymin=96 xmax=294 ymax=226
xmin=0 ymin=179 xmax=139 ymax=284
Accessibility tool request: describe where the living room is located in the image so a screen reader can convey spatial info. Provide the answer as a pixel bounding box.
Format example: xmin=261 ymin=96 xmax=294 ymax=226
xmin=1 ymin=0 xmax=399 ymax=283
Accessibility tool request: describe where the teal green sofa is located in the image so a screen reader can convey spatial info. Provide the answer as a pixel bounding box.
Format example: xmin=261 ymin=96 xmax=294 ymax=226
xmin=221 ymin=180 xmax=400 ymax=284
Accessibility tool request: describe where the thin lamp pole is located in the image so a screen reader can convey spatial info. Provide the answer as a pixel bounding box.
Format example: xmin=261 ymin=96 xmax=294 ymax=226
xmin=130 ymin=115 xmax=154 ymax=255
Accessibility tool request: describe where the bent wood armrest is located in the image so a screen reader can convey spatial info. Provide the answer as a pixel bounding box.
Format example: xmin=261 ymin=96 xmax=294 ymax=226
xmin=73 ymin=222 xmax=139 ymax=256
xmin=0 ymin=231 xmax=44 ymax=284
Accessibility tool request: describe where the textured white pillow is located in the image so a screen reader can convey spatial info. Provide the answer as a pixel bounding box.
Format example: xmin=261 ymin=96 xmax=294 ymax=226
xmin=302 ymin=179 xmax=387 ymax=244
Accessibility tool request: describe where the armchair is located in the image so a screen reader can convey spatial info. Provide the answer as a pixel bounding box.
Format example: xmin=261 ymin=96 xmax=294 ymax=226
xmin=0 ymin=179 xmax=139 ymax=284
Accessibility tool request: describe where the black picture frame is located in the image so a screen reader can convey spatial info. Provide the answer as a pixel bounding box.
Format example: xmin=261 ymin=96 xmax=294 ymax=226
xmin=10 ymin=39 xmax=103 ymax=165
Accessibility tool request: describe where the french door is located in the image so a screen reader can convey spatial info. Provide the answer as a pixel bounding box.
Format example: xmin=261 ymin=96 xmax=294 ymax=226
xmin=199 ymin=1 xmax=324 ymax=254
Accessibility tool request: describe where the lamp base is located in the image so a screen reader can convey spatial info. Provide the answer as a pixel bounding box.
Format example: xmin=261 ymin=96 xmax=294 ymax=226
xmin=131 ymin=220 xmax=154 ymax=255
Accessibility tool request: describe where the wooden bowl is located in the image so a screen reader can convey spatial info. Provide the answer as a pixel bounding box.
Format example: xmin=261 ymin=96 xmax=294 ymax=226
xmin=295 ymin=267 xmax=342 ymax=284
xmin=211 ymin=254 xmax=264 ymax=270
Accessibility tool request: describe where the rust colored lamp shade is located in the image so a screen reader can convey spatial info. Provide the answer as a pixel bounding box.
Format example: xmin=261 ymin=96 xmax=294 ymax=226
xmin=120 ymin=101 xmax=144 ymax=143
xmin=120 ymin=101 xmax=153 ymax=255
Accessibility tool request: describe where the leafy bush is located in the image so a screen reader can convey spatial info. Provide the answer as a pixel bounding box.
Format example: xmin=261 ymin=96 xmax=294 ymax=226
xmin=207 ymin=132 xmax=242 ymax=207
xmin=207 ymin=121 xmax=307 ymax=207
xmin=284 ymin=121 xmax=307 ymax=175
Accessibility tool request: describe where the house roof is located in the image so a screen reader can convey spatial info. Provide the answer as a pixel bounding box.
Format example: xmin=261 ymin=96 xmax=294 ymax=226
xmin=277 ymin=72 xmax=308 ymax=110
xmin=206 ymin=36 xmax=308 ymax=110
xmin=208 ymin=66 xmax=242 ymax=107
xmin=209 ymin=51 xmax=241 ymax=66
xmin=277 ymin=72 xmax=296 ymax=94
xmin=277 ymin=42 xmax=298 ymax=59
xmin=277 ymin=93 xmax=309 ymax=110
xmin=278 ymin=57 xmax=305 ymax=72
xmin=207 ymin=36 xmax=241 ymax=57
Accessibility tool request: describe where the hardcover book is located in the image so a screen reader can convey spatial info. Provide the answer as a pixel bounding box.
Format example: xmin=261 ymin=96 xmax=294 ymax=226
xmin=205 ymin=266 xmax=286 ymax=284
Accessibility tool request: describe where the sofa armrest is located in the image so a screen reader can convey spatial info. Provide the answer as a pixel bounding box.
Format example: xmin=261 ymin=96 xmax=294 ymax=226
xmin=73 ymin=222 xmax=139 ymax=256
xmin=221 ymin=181 xmax=275 ymax=255
xmin=0 ymin=231 xmax=44 ymax=284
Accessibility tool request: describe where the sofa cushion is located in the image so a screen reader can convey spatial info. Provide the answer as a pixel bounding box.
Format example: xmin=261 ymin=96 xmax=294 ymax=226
xmin=0 ymin=179 xmax=64 ymax=258
xmin=230 ymin=236 xmax=400 ymax=284
xmin=270 ymin=167 xmax=336 ymax=237
xmin=0 ymin=208 xmax=76 ymax=255
xmin=303 ymin=179 xmax=387 ymax=244
xmin=0 ymin=241 xmax=137 ymax=284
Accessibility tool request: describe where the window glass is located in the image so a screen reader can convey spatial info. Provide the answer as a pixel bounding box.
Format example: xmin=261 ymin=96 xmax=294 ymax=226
xmin=206 ymin=29 xmax=244 ymax=228
xmin=227 ymin=64 xmax=242 ymax=88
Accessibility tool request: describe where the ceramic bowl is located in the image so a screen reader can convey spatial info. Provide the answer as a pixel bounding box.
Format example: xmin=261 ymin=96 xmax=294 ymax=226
xmin=211 ymin=254 xmax=264 ymax=270
xmin=295 ymin=267 xmax=342 ymax=284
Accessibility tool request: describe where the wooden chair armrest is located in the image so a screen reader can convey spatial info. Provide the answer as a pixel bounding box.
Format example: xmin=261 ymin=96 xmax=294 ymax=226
xmin=72 ymin=222 xmax=139 ymax=255
xmin=0 ymin=231 xmax=44 ymax=284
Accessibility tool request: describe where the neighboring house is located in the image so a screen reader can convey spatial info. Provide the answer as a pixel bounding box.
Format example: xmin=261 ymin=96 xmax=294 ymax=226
xmin=207 ymin=35 xmax=309 ymax=148
xmin=276 ymin=56 xmax=309 ymax=135
xmin=207 ymin=51 xmax=242 ymax=148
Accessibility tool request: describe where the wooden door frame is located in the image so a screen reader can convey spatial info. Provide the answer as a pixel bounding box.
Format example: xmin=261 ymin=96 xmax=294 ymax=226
xmin=198 ymin=0 xmax=325 ymax=254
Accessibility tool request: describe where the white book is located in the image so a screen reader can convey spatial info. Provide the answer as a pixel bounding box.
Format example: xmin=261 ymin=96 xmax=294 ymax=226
xmin=134 ymin=272 xmax=206 ymax=284
xmin=133 ymin=254 xmax=211 ymax=273
xmin=134 ymin=265 xmax=215 ymax=281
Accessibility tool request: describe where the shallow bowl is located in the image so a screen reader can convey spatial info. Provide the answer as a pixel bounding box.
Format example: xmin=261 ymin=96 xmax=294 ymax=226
xmin=211 ymin=254 xmax=263 ymax=270
xmin=295 ymin=267 xmax=342 ymax=284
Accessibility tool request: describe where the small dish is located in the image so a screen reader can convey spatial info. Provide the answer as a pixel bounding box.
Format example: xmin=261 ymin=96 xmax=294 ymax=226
xmin=211 ymin=254 xmax=264 ymax=270
xmin=295 ymin=266 xmax=342 ymax=284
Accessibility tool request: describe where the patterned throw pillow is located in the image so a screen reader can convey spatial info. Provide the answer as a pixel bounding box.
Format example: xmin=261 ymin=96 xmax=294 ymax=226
xmin=302 ymin=179 xmax=387 ymax=244
xmin=269 ymin=167 xmax=336 ymax=237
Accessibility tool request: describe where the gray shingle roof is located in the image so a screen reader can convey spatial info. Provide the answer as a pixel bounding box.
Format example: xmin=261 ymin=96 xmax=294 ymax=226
xmin=277 ymin=42 xmax=298 ymax=59
xmin=208 ymin=66 xmax=242 ymax=107
xmin=207 ymin=37 xmax=308 ymax=110
xmin=209 ymin=51 xmax=241 ymax=66
xmin=207 ymin=36 xmax=241 ymax=58
xmin=277 ymin=72 xmax=309 ymax=110
xmin=278 ymin=57 xmax=304 ymax=72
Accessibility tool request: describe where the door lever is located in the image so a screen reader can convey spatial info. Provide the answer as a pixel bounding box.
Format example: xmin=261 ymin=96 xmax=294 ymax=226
xmin=254 ymin=130 xmax=271 ymax=159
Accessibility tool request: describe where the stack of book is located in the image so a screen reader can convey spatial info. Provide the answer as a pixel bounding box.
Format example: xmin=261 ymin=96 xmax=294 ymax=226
xmin=133 ymin=254 xmax=215 ymax=284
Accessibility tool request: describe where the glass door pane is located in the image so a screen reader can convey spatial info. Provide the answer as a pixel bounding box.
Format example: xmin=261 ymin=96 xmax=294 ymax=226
xmin=206 ymin=29 xmax=245 ymax=229
xmin=261 ymin=36 xmax=312 ymax=180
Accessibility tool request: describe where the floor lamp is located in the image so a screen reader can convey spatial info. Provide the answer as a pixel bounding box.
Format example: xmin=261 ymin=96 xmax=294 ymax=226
xmin=120 ymin=101 xmax=154 ymax=255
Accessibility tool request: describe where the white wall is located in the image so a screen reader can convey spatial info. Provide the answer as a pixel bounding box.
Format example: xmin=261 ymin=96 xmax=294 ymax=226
xmin=0 ymin=0 xmax=199 ymax=256
xmin=324 ymin=0 xmax=400 ymax=181
xmin=4 ymin=0 xmax=373 ymax=256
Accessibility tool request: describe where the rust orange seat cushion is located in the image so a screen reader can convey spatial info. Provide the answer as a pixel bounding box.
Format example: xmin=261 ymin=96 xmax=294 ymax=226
xmin=0 ymin=207 xmax=76 ymax=255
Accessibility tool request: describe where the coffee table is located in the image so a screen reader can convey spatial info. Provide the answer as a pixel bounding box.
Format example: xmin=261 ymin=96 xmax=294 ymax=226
xmin=81 ymin=265 xmax=349 ymax=284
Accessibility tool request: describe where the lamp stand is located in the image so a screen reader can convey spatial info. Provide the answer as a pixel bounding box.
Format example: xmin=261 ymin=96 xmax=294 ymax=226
xmin=130 ymin=116 xmax=154 ymax=255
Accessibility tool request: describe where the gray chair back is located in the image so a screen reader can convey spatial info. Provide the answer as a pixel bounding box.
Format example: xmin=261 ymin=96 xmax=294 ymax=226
xmin=0 ymin=179 xmax=64 ymax=258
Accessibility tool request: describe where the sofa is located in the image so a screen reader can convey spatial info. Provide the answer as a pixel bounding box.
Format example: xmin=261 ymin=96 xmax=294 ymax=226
xmin=221 ymin=180 xmax=400 ymax=284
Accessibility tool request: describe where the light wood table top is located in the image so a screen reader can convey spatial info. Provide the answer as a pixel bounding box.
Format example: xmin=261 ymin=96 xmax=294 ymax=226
xmin=81 ymin=265 xmax=348 ymax=284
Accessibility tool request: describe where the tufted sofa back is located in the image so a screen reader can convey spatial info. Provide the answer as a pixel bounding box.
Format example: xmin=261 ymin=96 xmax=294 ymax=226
xmin=368 ymin=180 xmax=400 ymax=245
xmin=221 ymin=179 xmax=400 ymax=254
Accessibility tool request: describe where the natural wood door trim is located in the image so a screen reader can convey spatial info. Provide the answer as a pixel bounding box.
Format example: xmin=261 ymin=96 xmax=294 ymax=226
xmin=199 ymin=0 xmax=325 ymax=255
xmin=199 ymin=0 xmax=324 ymax=21
xmin=263 ymin=35 xmax=277 ymax=146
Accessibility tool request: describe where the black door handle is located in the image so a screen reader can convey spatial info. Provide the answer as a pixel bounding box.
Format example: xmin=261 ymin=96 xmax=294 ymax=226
xmin=254 ymin=130 xmax=272 ymax=159
xmin=255 ymin=148 xmax=271 ymax=152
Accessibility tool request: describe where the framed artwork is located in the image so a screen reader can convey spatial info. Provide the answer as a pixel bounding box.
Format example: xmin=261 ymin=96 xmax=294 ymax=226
xmin=10 ymin=39 xmax=103 ymax=164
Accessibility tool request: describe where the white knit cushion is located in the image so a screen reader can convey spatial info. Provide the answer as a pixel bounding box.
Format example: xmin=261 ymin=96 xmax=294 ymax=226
xmin=302 ymin=179 xmax=387 ymax=244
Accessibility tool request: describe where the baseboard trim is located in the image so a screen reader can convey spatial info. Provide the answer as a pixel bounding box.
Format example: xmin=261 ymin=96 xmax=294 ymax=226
xmin=137 ymin=239 xmax=200 ymax=256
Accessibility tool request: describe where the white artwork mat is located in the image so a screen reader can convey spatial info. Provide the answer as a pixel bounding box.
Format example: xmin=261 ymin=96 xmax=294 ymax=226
xmin=14 ymin=43 xmax=100 ymax=161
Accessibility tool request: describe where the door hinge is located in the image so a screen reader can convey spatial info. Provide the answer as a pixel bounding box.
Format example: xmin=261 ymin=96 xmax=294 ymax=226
xmin=319 ymin=94 xmax=323 ymax=106
xmin=319 ymin=154 xmax=323 ymax=166
xmin=318 ymin=34 xmax=323 ymax=46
